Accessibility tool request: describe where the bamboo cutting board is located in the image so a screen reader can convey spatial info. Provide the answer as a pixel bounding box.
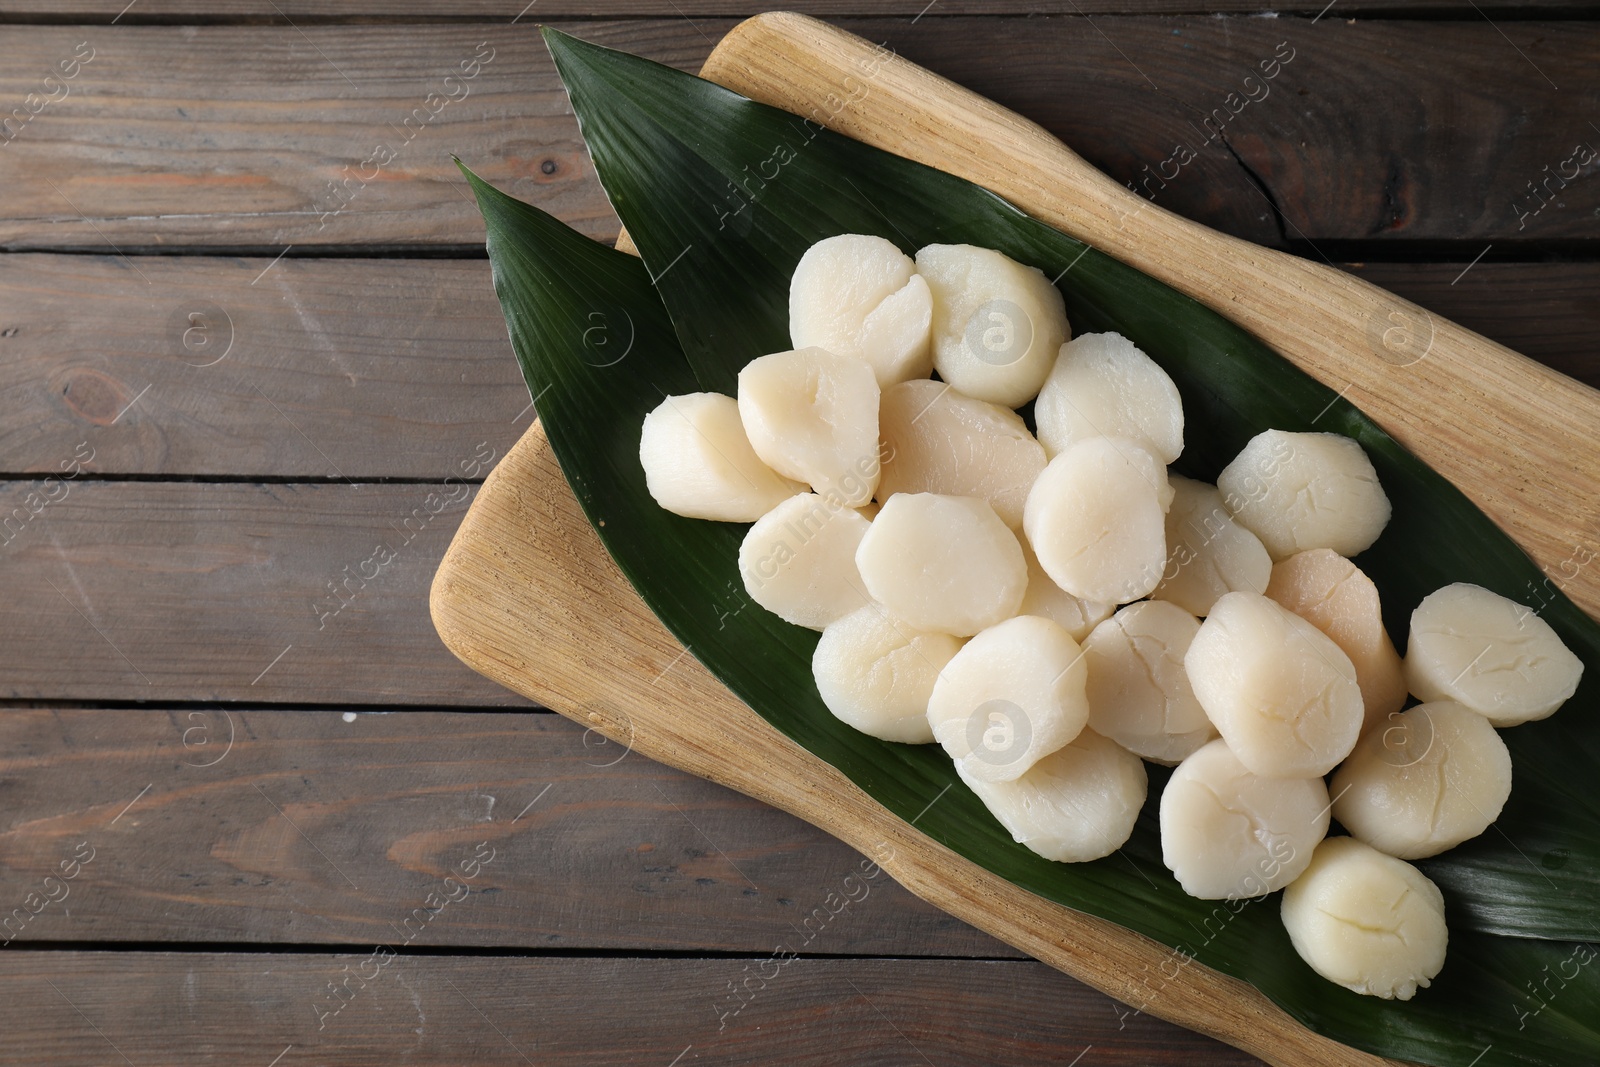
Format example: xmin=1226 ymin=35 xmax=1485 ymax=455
xmin=432 ymin=13 xmax=1599 ymax=1065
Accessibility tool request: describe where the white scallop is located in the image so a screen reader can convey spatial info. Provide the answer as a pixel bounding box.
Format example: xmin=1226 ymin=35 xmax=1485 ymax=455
xmin=877 ymin=379 xmax=1046 ymax=529
xmin=1216 ymin=429 xmax=1391 ymax=561
xmin=738 ymin=493 xmax=871 ymax=630
xmin=1281 ymin=836 xmax=1448 ymax=1001
xmin=789 ymin=234 xmax=933 ymax=386
xmin=639 ymin=392 xmax=804 ymax=521
xmin=1404 ymin=582 xmax=1584 ymax=726
xmin=1084 ymin=600 xmax=1216 ymax=765
xmin=855 ymin=493 xmax=1026 ymax=637
xmin=927 ymin=615 xmax=1090 ymax=782
xmin=914 ymin=243 xmax=1069 ymax=408
xmin=1160 ymin=738 xmax=1330 ymax=900
xmin=1023 ymin=437 xmax=1171 ymax=605
xmin=738 ymin=346 xmax=881 ymax=507
xmin=1017 ymin=541 xmax=1113 ymax=642
xmin=1152 ymin=475 xmax=1272 ymax=617
xmin=812 ymin=604 xmax=963 ymax=744
xmin=1185 ymin=591 xmax=1364 ymax=779
xmin=1331 ymin=701 xmax=1512 ymax=860
xmin=958 ymin=729 xmax=1147 ymax=862
xmin=1267 ymin=548 xmax=1407 ymax=734
xmin=1034 ymin=331 xmax=1184 ymax=463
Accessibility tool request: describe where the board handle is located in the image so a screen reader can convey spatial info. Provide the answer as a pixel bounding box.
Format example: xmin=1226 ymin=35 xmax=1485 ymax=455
xmin=700 ymin=11 xmax=1600 ymax=621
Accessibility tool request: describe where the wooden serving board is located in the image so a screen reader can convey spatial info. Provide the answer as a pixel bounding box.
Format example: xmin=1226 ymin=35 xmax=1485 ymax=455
xmin=432 ymin=13 xmax=1600 ymax=1065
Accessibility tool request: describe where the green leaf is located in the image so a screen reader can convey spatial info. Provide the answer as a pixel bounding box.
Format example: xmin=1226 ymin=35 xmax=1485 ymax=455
xmin=538 ymin=25 xmax=1600 ymax=943
xmin=456 ymin=26 xmax=1600 ymax=1065
xmin=464 ymin=171 xmax=1600 ymax=1067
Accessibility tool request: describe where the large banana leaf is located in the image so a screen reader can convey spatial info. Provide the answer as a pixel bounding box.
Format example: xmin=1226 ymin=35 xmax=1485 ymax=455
xmin=540 ymin=23 xmax=1600 ymax=946
xmin=457 ymin=27 xmax=1600 ymax=1066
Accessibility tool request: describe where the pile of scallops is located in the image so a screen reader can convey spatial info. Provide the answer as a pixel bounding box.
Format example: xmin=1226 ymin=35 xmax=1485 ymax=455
xmin=637 ymin=234 xmax=1584 ymax=1001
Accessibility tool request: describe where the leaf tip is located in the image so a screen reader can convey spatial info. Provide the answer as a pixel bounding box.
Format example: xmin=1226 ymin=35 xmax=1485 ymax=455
xmin=453 ymin=158 xmax=490 ymax=204
xmin=539 ymin=24 xmax=582 ymax=61
xmin=540 ymin=23 xmax=614 ymax=79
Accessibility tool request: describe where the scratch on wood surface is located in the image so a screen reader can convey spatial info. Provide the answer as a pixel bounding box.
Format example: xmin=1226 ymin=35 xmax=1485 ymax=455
xmin=275 ymin=278 xmax=358 ymax=384
xmin=392 ymin=967 xmax=428 ymax=1045
xmin=47 ymin=530 xmax=101 ymax=627
xmin=468 ymin=791 xmax=496 ymax=822
xmin=26 ymin=210 xmax=329 ymax=224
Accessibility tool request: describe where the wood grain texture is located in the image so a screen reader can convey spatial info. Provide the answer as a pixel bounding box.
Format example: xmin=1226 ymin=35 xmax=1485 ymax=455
xmin=0 ymin=952 xmax=1262 ymax=1066
xmin=0 ymin=481 xmax=529 ymax=704
xmin=2 ymin=20 xmax=1596 ymax=249
xmin=2 ymin=0 xmax=1593 ymax=15
xmin=0 ymin=253 xmax=526 ymax=477
xmin=870 ymin=17 xmax=1600 ymax=245
xmin=0 ymin=23 xmax=712 ymax=249
xmin=0 ymin=708 xmax=1010 ymax=956
xmin=431 ymin=423 xmax=1396 ymax=1067
xmin=2 ymin=254 xmax=1596 ymax=479
xmin=1345 ymin=262 xmax=1600 ymax=390
xmin=703 ymin=12 xmax=1600 ymax=619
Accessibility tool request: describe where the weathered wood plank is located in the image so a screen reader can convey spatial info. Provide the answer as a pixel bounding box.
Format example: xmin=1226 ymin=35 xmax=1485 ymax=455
xmin=873 ymin=18 xmax=1600 ymax=246
xmin=0 ymin=253 xmax=527 ymax=477
xmin=1 ymin=20 xmax=1595 ymax=249
xmin=1342 ymin=261 xmax=1600 ymax=390
xmin=1344 ymin=259 xmax=1600 ymax=388
xmin=0 ymin=22 xmax=709 ymax=248
xmin=0 ymin=482 xmax=529 ymax=704
xmin=0 ymin=0 xmax=1592 ymax=16
xmin=0 ymin=952 xmax=1261 ymax=1065
xmin=0 ymin=708 xmax=1012 ymax=956
xmin=3 ymin=253 xmax=1596 ymax=479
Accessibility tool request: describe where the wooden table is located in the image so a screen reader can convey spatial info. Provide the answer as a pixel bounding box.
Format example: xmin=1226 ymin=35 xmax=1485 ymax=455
xmin=1 ymin=3 xmax=1594 ymax=1064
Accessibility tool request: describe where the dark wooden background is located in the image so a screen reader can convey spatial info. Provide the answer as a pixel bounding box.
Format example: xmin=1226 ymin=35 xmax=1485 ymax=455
xmin=1 ymin=1 xmax=1595 ymax=1063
